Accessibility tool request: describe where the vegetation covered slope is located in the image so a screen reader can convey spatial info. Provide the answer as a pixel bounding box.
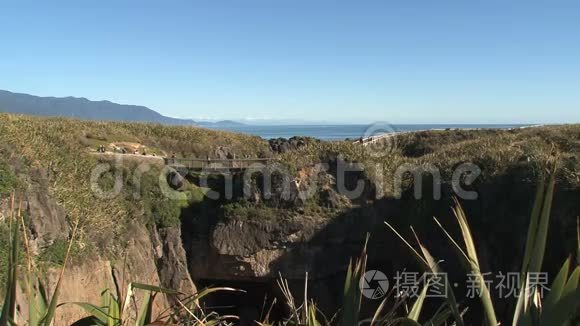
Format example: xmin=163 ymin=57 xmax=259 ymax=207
xmin=1 ymin=112 xmax=579 ymax=259
xmin=0 ymin=113 xmax=269 ymax=258
xmin=279 ymin=125 xmax=580 ymax=197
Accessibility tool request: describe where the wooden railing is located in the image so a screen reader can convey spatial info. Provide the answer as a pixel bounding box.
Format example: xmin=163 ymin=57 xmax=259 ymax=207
xmin=164 ymin=158 xmax=272 ymax=170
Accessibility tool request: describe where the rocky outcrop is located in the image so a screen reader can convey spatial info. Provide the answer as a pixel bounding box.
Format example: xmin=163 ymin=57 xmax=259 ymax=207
xmin=269 ymin=137 xmax=319 ymax=154
xmin=14 ymin=217 xmax=173 ymax=324
xmin=45 ymin=260 xmax=120 ymax=325
xmin=214 ymin=146 xmax=235 ymax=159
xmin=8 ymin=217 xmax=163 ymax=324
xmin=206 ymin=216 xmax=327 ymax=278
xmin=5 ymin=166 xmax=196 ymax=324
xmin=187 ymin=209 xmax=378 ymax=281
xmin=181 ymin=160 xmax=372 ymax=286
xmin=180 ymin=163 xmax=580 ymax=323
xmin=154 ymin=226 xmax=197 ymax=304
xmin=239 ymin=163 xmax=352 ymax=211
xmin=24 ymin=168 xmax=70 ymax=252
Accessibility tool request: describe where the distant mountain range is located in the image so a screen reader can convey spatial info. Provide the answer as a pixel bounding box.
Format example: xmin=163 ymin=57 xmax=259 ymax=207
xmin=0 ymin=90 xmax=243 ymax=127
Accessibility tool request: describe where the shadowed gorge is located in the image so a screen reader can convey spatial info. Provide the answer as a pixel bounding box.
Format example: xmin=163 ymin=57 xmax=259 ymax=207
xmin=173 ymin=137 xmax=578 ymax=324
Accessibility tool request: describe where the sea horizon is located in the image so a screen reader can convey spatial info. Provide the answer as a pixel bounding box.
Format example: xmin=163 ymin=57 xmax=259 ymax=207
xmin=207 ymin=123 xmax=533 ymax=140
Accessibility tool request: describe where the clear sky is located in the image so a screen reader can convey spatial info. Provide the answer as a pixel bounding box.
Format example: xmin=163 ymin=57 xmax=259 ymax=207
xmin=1 ymin=1 xmax=579 ymax=124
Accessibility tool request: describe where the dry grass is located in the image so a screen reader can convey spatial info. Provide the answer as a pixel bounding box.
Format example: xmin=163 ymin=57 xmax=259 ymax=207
xmin=0 ymin=113 xmax=269 ymax=257
xmin=279 ymin=125 xmax=580 ymax=197
xmin=1 ymin=112 xmax=578 ymax=255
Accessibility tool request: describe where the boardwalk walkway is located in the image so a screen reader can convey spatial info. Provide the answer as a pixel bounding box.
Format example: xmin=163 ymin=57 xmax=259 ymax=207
xmin=354 ymin=132 xmax=401 ymax=146
xmin=164 ymin=157 xmax=273 ymax=171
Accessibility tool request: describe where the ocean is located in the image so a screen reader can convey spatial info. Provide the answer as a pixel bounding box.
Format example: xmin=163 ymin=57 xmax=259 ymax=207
xmin=208 ymin=124 xmax=527 ymax=140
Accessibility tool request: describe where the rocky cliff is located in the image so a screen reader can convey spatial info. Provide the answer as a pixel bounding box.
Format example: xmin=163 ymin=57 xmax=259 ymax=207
xmin=0 ymin=165 xmax=195 ymax=324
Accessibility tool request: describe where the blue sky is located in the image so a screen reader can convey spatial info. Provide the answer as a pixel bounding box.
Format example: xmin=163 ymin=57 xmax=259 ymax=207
xmin=1 ymin=1 xmax=579 ymax=124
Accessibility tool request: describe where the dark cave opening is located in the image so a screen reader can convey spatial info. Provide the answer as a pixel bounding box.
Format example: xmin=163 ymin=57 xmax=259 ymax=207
xmin=195 ymin=278 xmax=287 ymax=326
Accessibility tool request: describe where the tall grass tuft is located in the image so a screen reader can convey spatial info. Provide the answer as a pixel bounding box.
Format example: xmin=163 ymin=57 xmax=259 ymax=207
xmin=339 ymin=235 xmax=369 ymax=326
xmin=0 ymin=194 xmax=19 ymax=325
xmin=387 ymin=159 xmax=580 ymax=325
xmin=69 ymin=282 xmax=243 ymax=325
xmin=0 ymin=193 xmax=76 ymax=326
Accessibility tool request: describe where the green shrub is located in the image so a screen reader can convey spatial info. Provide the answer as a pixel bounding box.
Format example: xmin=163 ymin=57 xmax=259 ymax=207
xmin=0 ymin=222 xmax=25 ymax=294
xmin=0 ymin=223 xmax=11 ymax=290
xmin=0 ymin=160 xmax=16 ymax=195
xmin=138 ymin=168 xmax=189 ymax=228
xmin=222 ymin=201 xmax=285 ymax=220
xmin=38 ymin=239 xmax=69 ymax=266
xmin=144 ymin=196 xmax=187 ymax=228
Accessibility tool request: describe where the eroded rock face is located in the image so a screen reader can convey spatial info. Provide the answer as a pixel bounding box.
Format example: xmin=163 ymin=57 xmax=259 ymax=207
xmin=187 ymin=211 xmax=378 ymax=281
xmin=24 ymin=169 xmax=70 ymax=252
xmin=181 ymin=169 xmax=580 ymax=323
xmin=183 ymin=161 xmax=375 ymax=285
xmin=45 ymin=259 xmax=119 ymax=325
xmin=6 ymin=167 xmax=196 ymax=325
xmin=180 ymin=196 xmax=382 ymax=324
xmin=31 ymin=223 xmax=198 ymax=326
xmin=11 ymin=220 xmax=171 ymax=325
xmin=154 ymin=226 xmax=197 ymax=304
xmin=210 ymin=217 xmax=326 ymax=278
